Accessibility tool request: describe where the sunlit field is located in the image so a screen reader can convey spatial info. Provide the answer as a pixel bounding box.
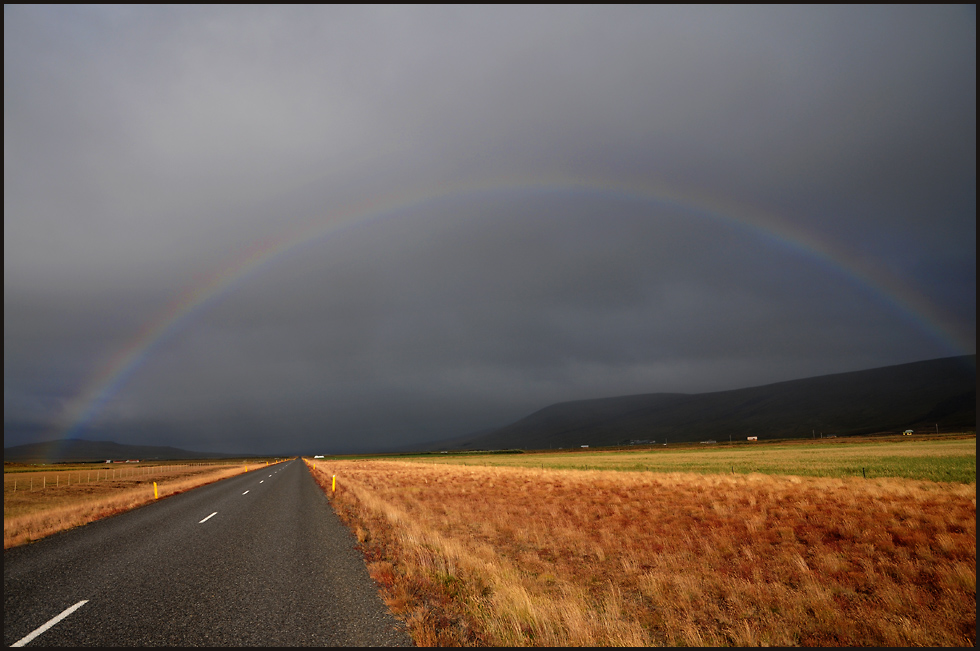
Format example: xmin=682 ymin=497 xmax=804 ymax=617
xmin=308 ymin=447 xmax=976 ymax=646
xmin=408 ymin=435 xmax=977 ymax=483
xmin=3 ymin=460 xmax=280 ymax=549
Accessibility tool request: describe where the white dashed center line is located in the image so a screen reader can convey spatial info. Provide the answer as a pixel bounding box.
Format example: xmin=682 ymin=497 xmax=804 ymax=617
xmin=259 ymin=480 xmax=264 ymax=483
xmin=12 ymin=600 xmax=89 ymax=647
xmin=242 ymin=490 xmax=249 ymax=495
xmin=199 ymin=512 xmax=217 ymax=523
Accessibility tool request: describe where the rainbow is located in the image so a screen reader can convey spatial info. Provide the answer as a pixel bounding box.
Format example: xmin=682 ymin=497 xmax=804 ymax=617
xmin=47 ymin=175 xmax=974 ymax=455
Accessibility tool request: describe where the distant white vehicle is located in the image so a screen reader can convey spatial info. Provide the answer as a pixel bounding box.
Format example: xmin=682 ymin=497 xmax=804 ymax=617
xmin=314 ymin=455 xmax=324 ymax=458
xmin=903 ymin=430 xmax=913 ymax=436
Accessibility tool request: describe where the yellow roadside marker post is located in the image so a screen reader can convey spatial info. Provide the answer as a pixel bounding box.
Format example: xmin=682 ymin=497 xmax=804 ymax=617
xmin=332 ymin=475 xmax=336 ymax=493
xmin=153 ymin=482 xmax=158 ymax=499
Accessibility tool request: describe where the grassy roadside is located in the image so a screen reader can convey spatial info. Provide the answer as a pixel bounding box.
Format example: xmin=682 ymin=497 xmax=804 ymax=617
xmin=3 ymin=460 xmax=283 ymax=549
xmin=307 ymin=447 xmax=976 ymax=646
xmin=307 ymin=459 xmax=489 ymax=645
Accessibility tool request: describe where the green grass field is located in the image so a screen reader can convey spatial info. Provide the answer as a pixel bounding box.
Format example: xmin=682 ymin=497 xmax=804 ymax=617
xmin=401 ymin=435 xmax=976 ymax=483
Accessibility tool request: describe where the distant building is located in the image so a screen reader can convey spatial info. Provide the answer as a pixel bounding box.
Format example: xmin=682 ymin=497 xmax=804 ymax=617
xmin=746 ymin=436 xmax=758 ymax=441
xmin=581 ymin=445 xmax=589 ymax=448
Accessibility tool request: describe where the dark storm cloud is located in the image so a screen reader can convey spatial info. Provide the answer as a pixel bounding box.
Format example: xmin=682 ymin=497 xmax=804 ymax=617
xmin=84 ymin=193 xmax=961 ymax=453
xmin=4 ymin=6 xmax=975 ymax=453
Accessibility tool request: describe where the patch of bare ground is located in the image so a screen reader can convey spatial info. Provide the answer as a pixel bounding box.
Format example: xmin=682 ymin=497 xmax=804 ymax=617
xmin=307 ymin=459 xmax=976 ymax=647
xmin=4 ymin=463 xmax=263 ymax=549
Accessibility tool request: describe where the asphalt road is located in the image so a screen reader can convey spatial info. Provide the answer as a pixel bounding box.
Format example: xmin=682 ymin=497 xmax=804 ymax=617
xmin=3 ymin=459 xmax=412 ymax=646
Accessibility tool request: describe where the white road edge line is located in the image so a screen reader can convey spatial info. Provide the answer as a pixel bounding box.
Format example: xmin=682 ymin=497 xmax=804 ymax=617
xmin=242 ymin=490 xmax=249 ymax=495
xmin=12 ymin=600 xmax=89 ymax=647
xmin=199 ymin=512 xmax=218 ymax=523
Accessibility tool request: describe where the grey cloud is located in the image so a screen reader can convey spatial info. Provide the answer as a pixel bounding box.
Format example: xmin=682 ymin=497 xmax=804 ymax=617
xmin=71 ymin=191 xmax=956 ymax=451
xmin=4 ymin=6 xmax=974 ymax=452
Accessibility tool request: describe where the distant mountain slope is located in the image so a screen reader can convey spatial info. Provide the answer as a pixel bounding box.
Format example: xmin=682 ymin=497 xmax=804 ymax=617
xmin=3 ymin=439 xmax=233 ymax=463
xmin=456 ymin=355 xmax=976 ymax=450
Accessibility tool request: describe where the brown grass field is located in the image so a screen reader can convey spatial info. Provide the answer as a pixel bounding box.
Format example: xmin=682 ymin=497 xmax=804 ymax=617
xmin=3 ymin=461 xmax=278 ymax=549
xmin=307 ymin=457 xmax=976 ymax=646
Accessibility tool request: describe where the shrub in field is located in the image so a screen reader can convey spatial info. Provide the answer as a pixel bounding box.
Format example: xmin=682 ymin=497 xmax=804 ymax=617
xmin=309 ymin=459 xmax=976 ymax=647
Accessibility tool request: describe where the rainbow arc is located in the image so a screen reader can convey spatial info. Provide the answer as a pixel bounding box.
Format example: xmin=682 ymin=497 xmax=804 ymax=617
xmin=48 ymin=176 xmax=973 ymax=458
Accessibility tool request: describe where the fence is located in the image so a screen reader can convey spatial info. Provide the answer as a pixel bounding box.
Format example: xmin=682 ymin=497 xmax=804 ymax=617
xmin=3 ymin=463 xmax=222 ymax=493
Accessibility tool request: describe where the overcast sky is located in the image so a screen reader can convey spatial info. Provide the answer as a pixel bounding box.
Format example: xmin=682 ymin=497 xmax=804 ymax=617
xmin=5 ymin=6 xmax=975 ymax=454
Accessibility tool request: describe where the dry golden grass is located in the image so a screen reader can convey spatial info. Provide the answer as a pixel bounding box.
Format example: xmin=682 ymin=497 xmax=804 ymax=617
xmin=4 ymin=462 xmax=271 ymax=549
xmin=307 ymin=459 xmax=976 ymax=647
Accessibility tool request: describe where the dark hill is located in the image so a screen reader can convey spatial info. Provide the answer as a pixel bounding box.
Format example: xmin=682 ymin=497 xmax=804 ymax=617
xmin=3 ymin=439 xmax=233 ymax=463
xmin=455 ymin=355 xmax=976 ymax=450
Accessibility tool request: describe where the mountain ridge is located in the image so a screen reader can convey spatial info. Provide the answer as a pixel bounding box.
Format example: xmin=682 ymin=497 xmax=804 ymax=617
xmin=3 ymin=438 xmax=238 ymax=463
xmin=445 ymin=355 xmax=976 ymax=450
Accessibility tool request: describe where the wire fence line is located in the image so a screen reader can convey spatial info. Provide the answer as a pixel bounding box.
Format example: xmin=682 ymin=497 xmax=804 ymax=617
xmin=3 ymin=463 xmax=224 ymax=493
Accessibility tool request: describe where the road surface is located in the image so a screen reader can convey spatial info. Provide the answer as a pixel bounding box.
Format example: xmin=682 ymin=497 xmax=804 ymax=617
xmin=4 ymin=459 xmax=412 ymax=646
